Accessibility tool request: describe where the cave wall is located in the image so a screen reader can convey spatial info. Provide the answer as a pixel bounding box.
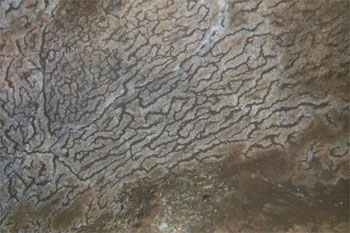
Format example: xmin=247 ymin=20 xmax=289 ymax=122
xmin=0 ymin=0 xmax=349 ymax=232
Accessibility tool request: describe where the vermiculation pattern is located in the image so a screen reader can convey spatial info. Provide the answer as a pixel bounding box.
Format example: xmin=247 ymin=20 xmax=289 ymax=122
xmin=0 ymin=0 xmax=348 ymax=231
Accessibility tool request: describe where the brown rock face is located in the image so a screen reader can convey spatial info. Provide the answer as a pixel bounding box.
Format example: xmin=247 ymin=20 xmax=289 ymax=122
xmin=0 ymin=0 xmax=348 ymax=232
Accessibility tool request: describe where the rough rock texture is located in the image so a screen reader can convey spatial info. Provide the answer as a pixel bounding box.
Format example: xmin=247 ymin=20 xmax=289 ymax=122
xmin=77 ymin=158 xmax=349 ymax=233
xmin=0 ymin=0 xmax=349 ymax=232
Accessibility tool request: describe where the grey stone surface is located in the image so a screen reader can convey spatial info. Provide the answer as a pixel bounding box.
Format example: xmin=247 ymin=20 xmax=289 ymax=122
xmin=0 ymin=0 xmax=348 ymax=232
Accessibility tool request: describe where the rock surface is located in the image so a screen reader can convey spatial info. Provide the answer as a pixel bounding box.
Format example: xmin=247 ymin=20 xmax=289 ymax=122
xmin=0 ymin=0 xmax=349 ymax=232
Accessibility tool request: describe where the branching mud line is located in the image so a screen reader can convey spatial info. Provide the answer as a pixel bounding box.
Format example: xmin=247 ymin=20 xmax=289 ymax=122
xmin=0 ymin=0 xmax=349 ymax=232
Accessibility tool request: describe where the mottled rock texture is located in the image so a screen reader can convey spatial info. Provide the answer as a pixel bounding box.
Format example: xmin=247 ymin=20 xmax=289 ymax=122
xmin=0 ymin=0 xmax=349 ymax=232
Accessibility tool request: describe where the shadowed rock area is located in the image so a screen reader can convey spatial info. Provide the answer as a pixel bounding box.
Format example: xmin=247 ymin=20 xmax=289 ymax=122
xmin=0 ymin=0 xmax=349 ymax=232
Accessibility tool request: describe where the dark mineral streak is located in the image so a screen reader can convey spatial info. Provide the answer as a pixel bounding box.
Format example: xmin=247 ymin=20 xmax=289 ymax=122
xmin=0 ymin=0 xmax=349 ymax=232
